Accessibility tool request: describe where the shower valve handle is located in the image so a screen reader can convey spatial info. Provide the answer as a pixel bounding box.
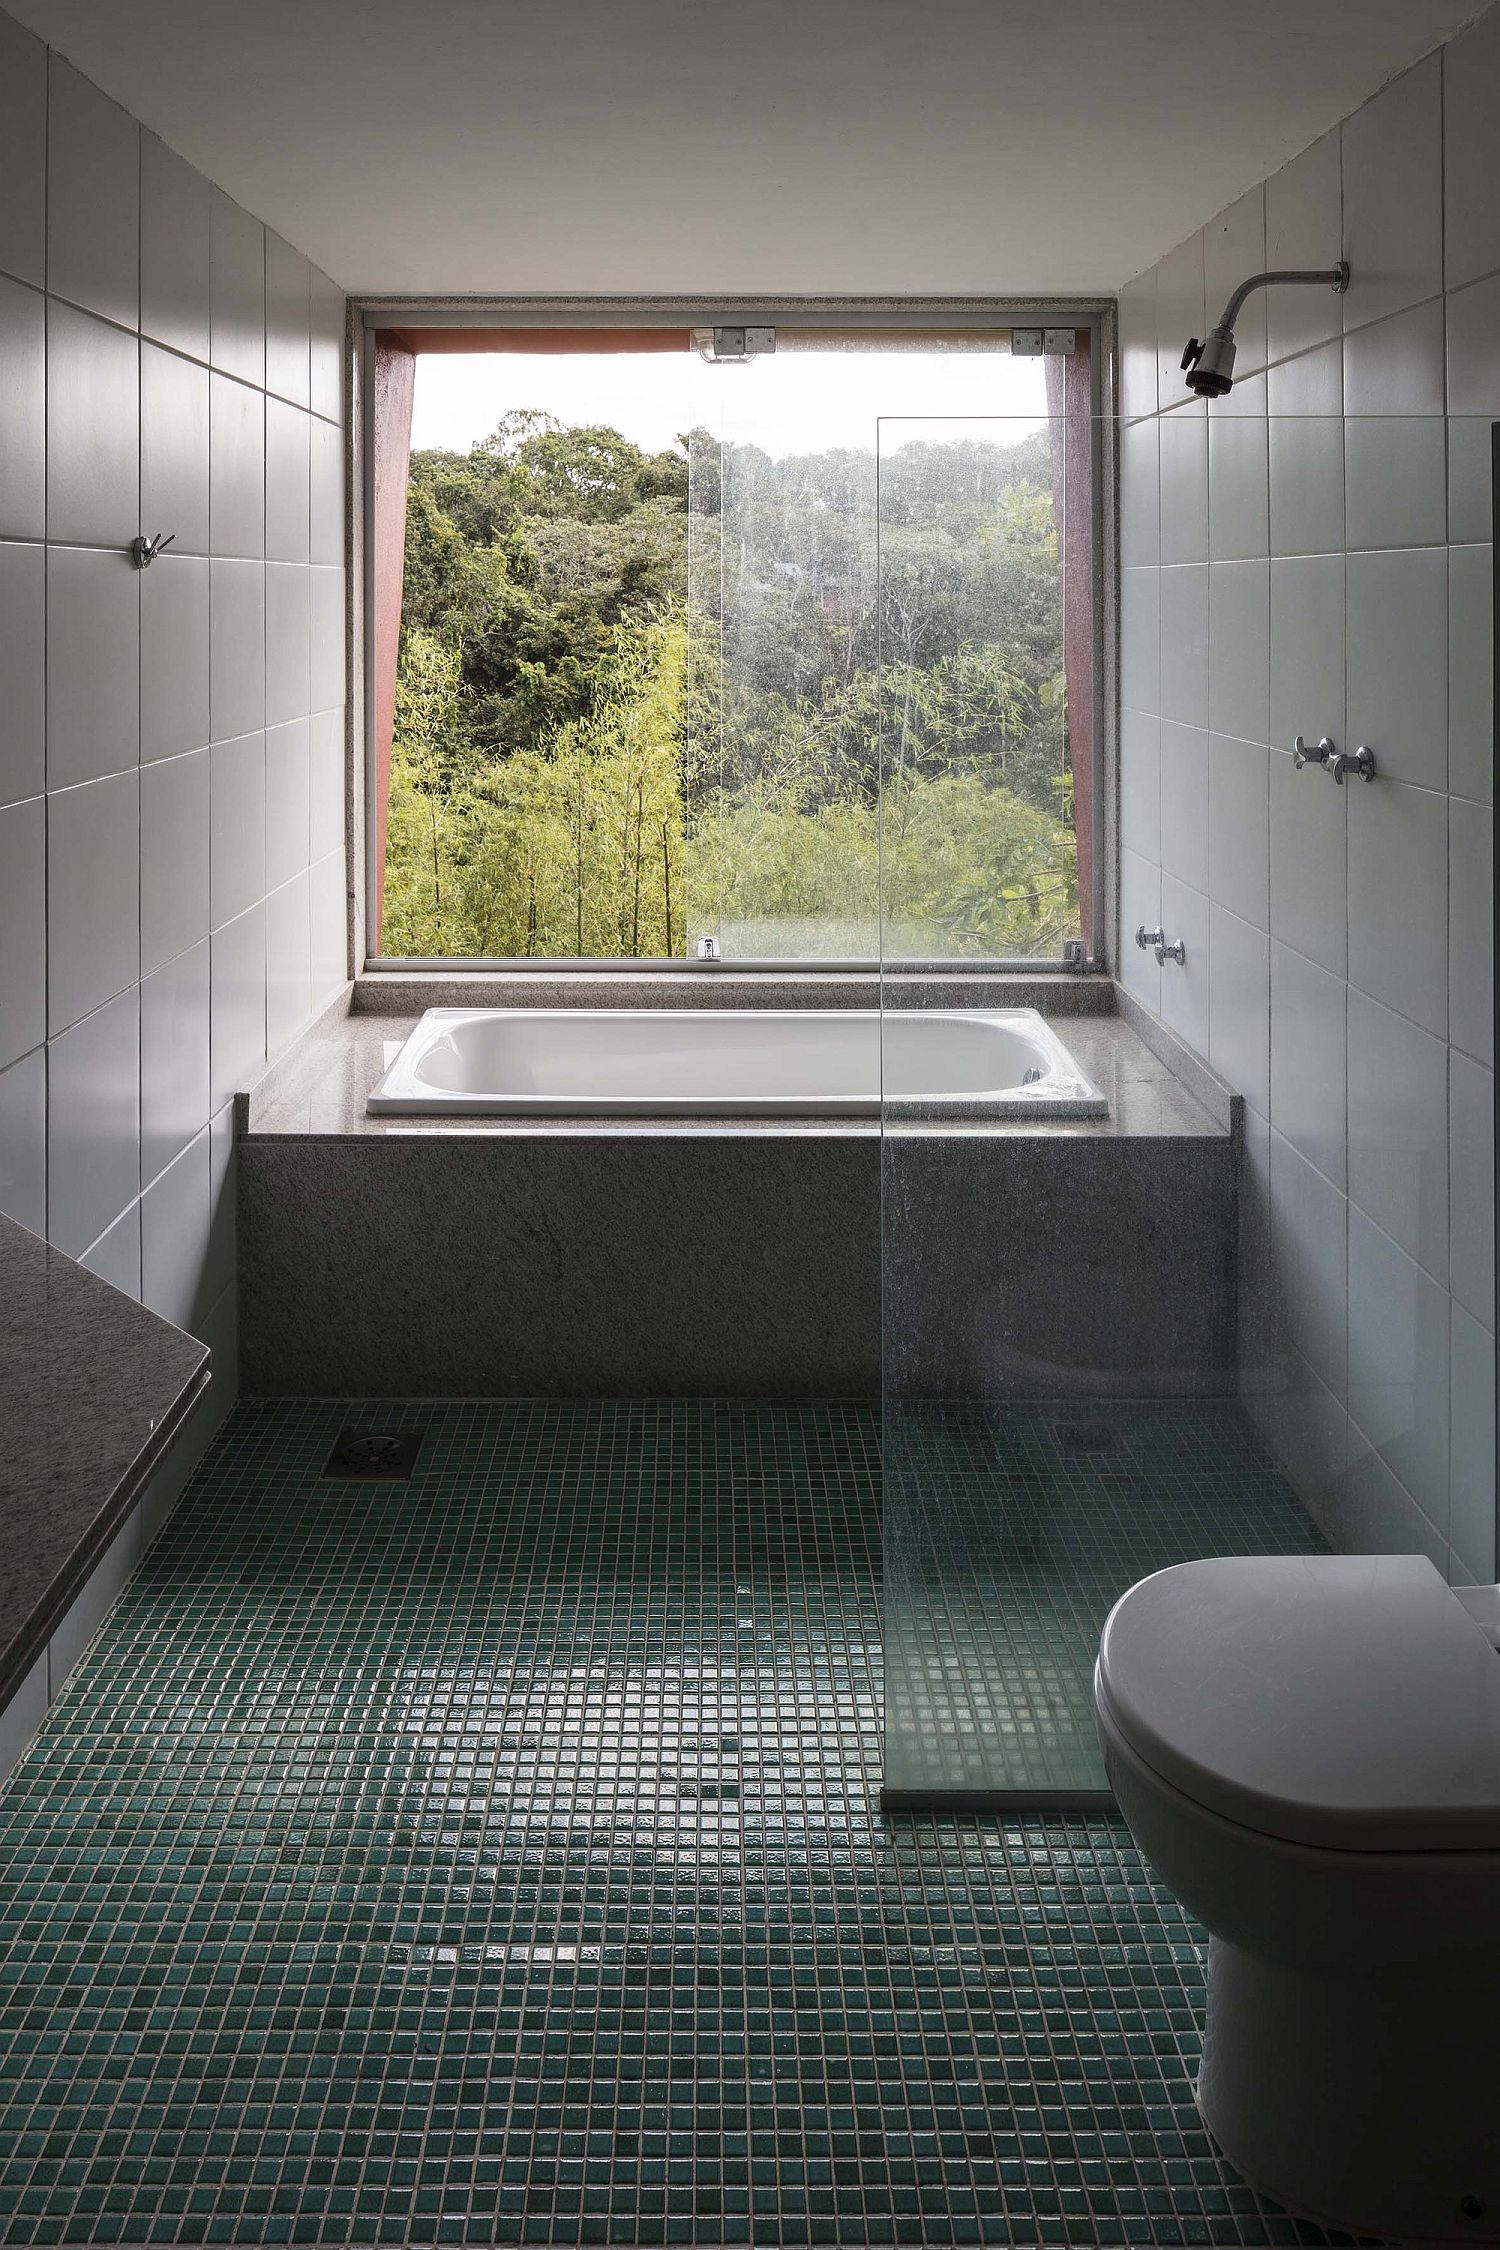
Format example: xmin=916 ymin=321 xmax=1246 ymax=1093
xmin=1293 ymin=734 xmax=1334 ymax=770
xmin=1135 ymin=923 xmax=1164 ymax=952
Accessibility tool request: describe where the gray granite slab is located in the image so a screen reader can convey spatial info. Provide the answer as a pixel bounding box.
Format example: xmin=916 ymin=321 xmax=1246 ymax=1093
xmin=353 ymin=970 xmax=1117 ymax=1016
xmin=0 ymin=1215 xmax=210 ymax=1707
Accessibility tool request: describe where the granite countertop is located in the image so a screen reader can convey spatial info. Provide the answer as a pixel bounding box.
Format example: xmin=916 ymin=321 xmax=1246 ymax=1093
xmin=0 ymin=1215 xmax=211 ymax=1709
xmin=245 ymin=987 xmax=1231 ymax=1144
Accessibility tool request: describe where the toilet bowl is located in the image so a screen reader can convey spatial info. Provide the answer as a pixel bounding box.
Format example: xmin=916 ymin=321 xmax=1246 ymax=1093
xmin=1094 ymin=1553 xmax=1500 ymax=2246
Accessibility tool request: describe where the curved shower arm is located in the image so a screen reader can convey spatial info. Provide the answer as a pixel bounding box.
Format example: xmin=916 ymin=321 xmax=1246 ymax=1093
xmin=1211 ymin=262 xmax=1349 ymax=332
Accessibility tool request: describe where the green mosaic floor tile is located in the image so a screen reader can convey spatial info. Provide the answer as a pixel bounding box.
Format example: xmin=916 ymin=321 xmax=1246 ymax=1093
xmin=0 ymin=1400 xmax=1359 ymax=2246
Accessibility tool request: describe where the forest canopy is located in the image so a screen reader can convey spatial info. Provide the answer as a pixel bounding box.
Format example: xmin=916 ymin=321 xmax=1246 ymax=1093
xmin=382 ymin=404 xmax=1078 ymax=959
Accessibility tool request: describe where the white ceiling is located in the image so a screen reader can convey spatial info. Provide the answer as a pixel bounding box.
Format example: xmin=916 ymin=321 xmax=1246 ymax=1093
xmin=7 ymin=0 xmax=1485 ymax=297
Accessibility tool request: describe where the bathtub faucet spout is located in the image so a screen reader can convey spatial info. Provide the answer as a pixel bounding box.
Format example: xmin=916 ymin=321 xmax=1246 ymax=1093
xmin=695 ymin=934 xmax=721 ymax=962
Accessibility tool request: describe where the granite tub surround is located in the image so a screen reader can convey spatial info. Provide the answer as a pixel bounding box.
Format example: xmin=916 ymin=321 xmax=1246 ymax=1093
xmin=0 ymin=1214 xmax=209 ymax=1763
xmin=354 ymin=968 xmax=1117 ymax=1016
xmin=238 ymin=990 xmax=1235 ymax=1397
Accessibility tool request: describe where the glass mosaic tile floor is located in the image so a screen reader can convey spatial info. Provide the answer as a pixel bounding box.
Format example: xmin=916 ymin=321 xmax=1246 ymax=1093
xmin=0 ymin=1399 xmax=1353 ymax=2247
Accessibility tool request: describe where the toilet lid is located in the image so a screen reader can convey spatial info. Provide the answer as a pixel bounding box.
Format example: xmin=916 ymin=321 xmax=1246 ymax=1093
xmin=1096 ymin=1554 xmax=1500 ymax=1851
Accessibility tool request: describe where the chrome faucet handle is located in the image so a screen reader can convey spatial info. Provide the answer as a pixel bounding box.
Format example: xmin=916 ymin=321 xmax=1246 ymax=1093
xmin=1293 ymin=734 xmax=1334 ymax=770
xmin=1158 ymin=935 xmax=1186 ymax=966
xmin=1330 ymin=744 xmax=1377 ymax=785
xmin=1135 ymin=923 xmax=1165 ymax=951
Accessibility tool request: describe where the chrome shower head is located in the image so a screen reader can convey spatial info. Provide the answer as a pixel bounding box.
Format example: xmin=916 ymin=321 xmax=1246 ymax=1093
xmin=1181 ymin=261 xmax=1348 ymax=398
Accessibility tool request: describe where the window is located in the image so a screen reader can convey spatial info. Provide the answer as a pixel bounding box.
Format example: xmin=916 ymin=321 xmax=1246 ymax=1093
xmin=365 ymin=312 xmax=1102 ymax=966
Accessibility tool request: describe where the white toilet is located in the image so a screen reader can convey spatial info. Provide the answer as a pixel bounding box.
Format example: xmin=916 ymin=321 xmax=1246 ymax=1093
xmin=1095 ymin=1552 xmax=1500 ymax=2246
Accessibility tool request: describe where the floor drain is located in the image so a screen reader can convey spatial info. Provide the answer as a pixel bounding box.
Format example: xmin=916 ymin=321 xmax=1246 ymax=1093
xmin=322 ymin=1429 xmax=424 ymax=1480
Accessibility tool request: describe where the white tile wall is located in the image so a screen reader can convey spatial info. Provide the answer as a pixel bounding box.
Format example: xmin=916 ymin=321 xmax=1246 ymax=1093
xmin=0 ymin=14 xmax=348 ymax=1719
xmin=1118 ymin=16 xmax=1496 ymax=1580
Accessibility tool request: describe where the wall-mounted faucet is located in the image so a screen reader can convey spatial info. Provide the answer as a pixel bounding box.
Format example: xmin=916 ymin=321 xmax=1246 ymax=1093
xmin=1292 ymin=734 xmax=1376 ymax=783
xmin=1135 ymin=924 xmax=1185 ymax=967
xmin=695 ymin=933 xmax=721 ymax=962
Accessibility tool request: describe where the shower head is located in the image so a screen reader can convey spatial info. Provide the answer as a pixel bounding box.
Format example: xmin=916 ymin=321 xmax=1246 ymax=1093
xmin=1181 ymin=261 xmax=1348 ymax=397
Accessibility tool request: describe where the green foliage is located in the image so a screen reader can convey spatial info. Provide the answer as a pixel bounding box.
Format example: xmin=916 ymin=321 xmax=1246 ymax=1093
xmin=383 ymin=406 xmax=1078 ymax=960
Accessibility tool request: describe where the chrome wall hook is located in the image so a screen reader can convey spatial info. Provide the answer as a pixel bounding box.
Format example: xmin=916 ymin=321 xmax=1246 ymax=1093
xmin=1330 ymin=744 xmax=1377 ymax=785
xmin=129 ymin=531 xmax=176 ymax=569
xmin=1293 ymin=734 xmax=1334 ymax=771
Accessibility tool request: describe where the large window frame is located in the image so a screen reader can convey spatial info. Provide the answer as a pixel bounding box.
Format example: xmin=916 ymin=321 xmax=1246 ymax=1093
xmin=357 ymin=295 xmax=1114 ymax=976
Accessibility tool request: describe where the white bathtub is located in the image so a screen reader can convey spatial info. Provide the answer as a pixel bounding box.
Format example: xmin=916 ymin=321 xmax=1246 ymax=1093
xmin=366 ymin=1007 xmax=1107 ymax=1119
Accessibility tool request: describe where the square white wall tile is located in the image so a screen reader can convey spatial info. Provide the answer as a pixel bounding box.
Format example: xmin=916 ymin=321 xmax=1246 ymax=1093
xmin=140 ymin=939 xmax=210 ymax=1186
xmin=266 ymin=401 xmax=311 ymax=564
xmin=141 ymin=1128 xmax=210 ymax=1332
xmin=266 ymin=564 xmax=312 ymax=729
xmin=47 ymin=58 xmax=138 ymax=330
xmin=209 ymin=559 xmax=266 ymax=743
xmin=140 ymin=137 xmax=211 ymax=363
xmin=1207 ymin=409 xmax=1269 ymax=563
xmin=1207 ymin=559 xmax=1269 ymax=745
xmin=79 ymin=1200 xmax=140 ymax=1301
xmin=1343 ymin=298 xmax=1445 ymax=416
xmin=309 ymin=272 xmax=344 ymax=425
xmin=1268 ymin=552 xmax=1344 ymax=755
xmin=1158 ymin=413 xmax=1207 ymax=565
xmin=1444 ymin=5 xmax=1500 ymax=294
xmin=0 ymin=13 xmax=46 ymax=290
xmin=1120 ymin=567 xmax=1160 ymax=716
xmin=209 ymin=375 xmax=264 ymax=560
xmin=1449 ymin=1304 xmax=1496 ymax=1582
xmin=141 ymin=344 xmax=210 ymax=558
xmin=0 ymin=273 xmax=46 ymax=539
xmin=1265 ymin=129 xmax=1343 ymax=363
xmin=47 ymin=769 xmax=140 ymax=1036
xmin=0 ymin=540 xmax=45 ymax=806
xmin=45 ymin=301 xmax=139 ymax=548
xmin=1347 ymin=776 xmax=1448 ymax=1036
xmin=1119 ymin=707 xmax=1159 ymax=863
xmin=266 ymin=870 xmax=311 ymax=1058
xmin=46 ymin=547 xmax=138 ymax=789
xmin=1347 ymin=1203 xmax=1450 ymax=1537
xmin=1119 ymin=419 xmax=1159 ymax=568
xmin=1336 ymin=1437 xmax=1447 ymax=1568
xmin=309 ymin=848 xmax=348 ymax=1005
xmin=310 ymin=569 xmax=345 ymax=712
xmin=1341 ymin=54 xmax=1443 ymax=333
xmin=1157 ymin=874 xmax=1209 ymax=1056
xmin=265 ymin=235 xmax=311 ymax=409
xmin=0 ymin=795 xmax=45 ymax=1070
xmin=1118 ymin=848 xmax=1161 ymax=1013
xmin=1158 ymin=721 xmax=1208 ymax=890
xmin=1344 ymin=417 xmax=1447 ymax=552
xmin=140 ymin=748 xmax=210 ymax=977
xmin=210 ymin=732 xmax=266 ymax=930
xmin=1450 ymin=1051 xmax=1495 ymax=1332
xmin=1270 ymin=938 xmax=1346 ymax=1189
xmin=310 ymin=417 xmax=344 ymax=567
xmin=265 ymin=718 xmax=311 ymax=889
xmin=1158 ymin=566 xmax=1208 ymax=728
xmin=210 ymin=901 xmax=266 ymax=1110
xmin=309 ymin=709 xmax=344 ymax=862
xmin=1345 ymin=548 xmax=1448 ymax=790
xmin=0 ymin=1047 xmax=46 ymax=1234
xmin=209 ymin=191 xmax=264 ymax=389
xmin=1450 ymin=797 xmax=1494 ymax=1067
xmin=1449 ymin=544 xmax=1493 ymax=805
xmin=141 ymin=554 xmax=210 ymax=767
xmin=1346 ymin=986 xmax=1449 ymax=1285
xmin=1208 ymin=734 xmax=1269 ymax=928
xmin=1447 ymin=274 xmax=1500 ymax=419
xmin=1269 ymin=1125 xmax=1348 ymax=1404
xmin=47 ymin=984 xmax=139 ymax=1259
xmin=1155 ymin=235 xmax=1205 ymax=411
xmin=1205 ymin=186 xmax=1267 ymax=372
xmin=1208 ymin=903 xmax=1269 ymax=1114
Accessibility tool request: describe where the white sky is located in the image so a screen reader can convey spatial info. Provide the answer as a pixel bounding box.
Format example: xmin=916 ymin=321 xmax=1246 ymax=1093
xmin=409 ymin=345 xmax=1051 ymax=461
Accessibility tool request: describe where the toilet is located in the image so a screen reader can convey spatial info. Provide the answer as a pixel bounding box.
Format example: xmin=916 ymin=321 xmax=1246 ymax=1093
xmin=1094 ymin=1553 xmax=1500 ymax=2246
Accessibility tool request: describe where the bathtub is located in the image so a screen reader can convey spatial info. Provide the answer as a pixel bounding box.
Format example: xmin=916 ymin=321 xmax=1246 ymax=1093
xmin=365 ymin=1006 xmax=1107 ymax=1119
